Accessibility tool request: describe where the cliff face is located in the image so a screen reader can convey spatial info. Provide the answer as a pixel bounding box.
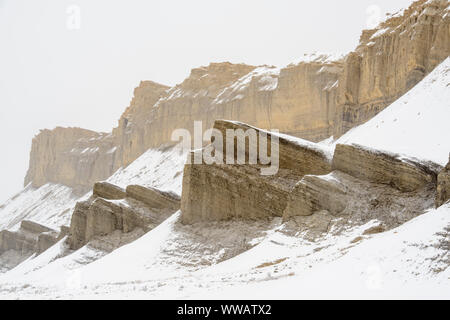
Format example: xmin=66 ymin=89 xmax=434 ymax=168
xmin=24 ymin=127 xmax=116 ymax=195
xmin=334 ymin=0 xmax=450 ymax=136
xmin=24 ymin=0 xmax=450 ymax=192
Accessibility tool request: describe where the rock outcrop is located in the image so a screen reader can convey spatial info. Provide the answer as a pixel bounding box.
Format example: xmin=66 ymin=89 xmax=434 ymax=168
xmin=68 ymin=183 xmax=180 ymax=250
xmin=24 ymin=127 xmax=116 ymax=195
xmin=24 ymin=0 xmax=449 ymax=195
xmin=179 ymin=121 xmax=439 ymax=240
xmin=180 ymin=120 xmax=332 ymax=224
xmin=126 ymin=185 xmax=180 ymax=211
xmin=332 ymin=144 xmax=439 ymax=192
xmin=436 ymin=157 xmax=450 ymax=207
xmin=334 ymin=0 xmax=450 ymax=137
xmin=0 ymin=220 xmax=67 ymax=271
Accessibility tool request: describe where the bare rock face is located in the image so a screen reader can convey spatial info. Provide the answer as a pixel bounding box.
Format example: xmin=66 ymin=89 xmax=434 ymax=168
xmin=283 ymin=145 xmax=439 ymax=236
xmin=24 ymin=127 xmax=116 ymax=195
xmin=0 ymin=220 xmax=65 ymax=271
xmin=126 ymin=185 xmax=180 ymax=211
xmin=23 ymin=0 xmax=449 ymax=192
xmin=93 ymin=182 xmax=126 ymax=200
xmin=334 ymin=0 xmax=450 ymax=137
xmin=112 ymin=81 xmax=171 ymax=168
xmin=332 ymin=144 xmax=439 ymax=192
xmin=180 ymin=120 xmax=332 ymax=224
xmin=68 ymin=183 xmax=179 ymax=250
xmin=436 ymin=157 xmax=450 ymax=207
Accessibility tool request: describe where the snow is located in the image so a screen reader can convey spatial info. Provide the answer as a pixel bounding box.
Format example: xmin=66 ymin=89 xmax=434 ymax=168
xmin=107 ymin=144 xmax=187 ymax=195
xmin=336 ymin=57 xmax=450 ymax=166
xmin=370 ymin=27 xmax=391 ymax=40
xmin=289 ymin=52 xmax=344 ymax=66
xmin=0 ymin=183 xmax=83 ymax=231
xmin=213 ymin=66 xmax=280 ymax=104
xmin=0 ymin=202 xmax=448 ymax=299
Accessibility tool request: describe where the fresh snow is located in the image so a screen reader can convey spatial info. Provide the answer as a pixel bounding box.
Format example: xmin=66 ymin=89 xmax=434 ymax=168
xmin=337 ymin=57 xmax=450 ymax=166
xmin=0 ymin=183 xmax=82 ymax=231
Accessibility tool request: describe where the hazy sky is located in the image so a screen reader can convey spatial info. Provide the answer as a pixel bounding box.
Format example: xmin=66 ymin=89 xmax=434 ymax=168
xmin=0 ymin=0 xmax=414 ymax=203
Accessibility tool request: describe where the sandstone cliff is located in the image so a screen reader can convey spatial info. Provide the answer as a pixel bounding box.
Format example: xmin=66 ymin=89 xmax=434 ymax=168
xmin=334 ymin=0 xmax=450 ymax=136
xmin=24 ymin=127 xmax=116 ymax=195
xmin=24 ymin=0 xmax=449 ymax=192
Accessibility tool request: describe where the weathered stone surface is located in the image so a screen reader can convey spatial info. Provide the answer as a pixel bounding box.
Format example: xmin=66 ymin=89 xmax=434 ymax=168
xmin=180 ymin=120 xmax=332 ymax=224
xmin=59 ymin=226 xmax=70 ymax=238
xmin=284 ymin=173 xmax=348 ymax=219
xmin=332 ymin=144 xmax=439 ymax=192
xmin=85 ymin=198 xmax=120 ymax=242
xmin=0 ymin=221 xmax=57 ymax=257
xmin=333 ymin=0 xmax=450 ymax=137
xmin=93 ymin=182 xmax=126 ymax=200
xmin=289 ymin=210 xmax=333 ymax=234
xmin=37 ymin=232 xmax=59 ymax=254
xmin=436 ymin=157 xmax=450 ymax=207
xmin=69 ymin=201 xmax=90 ymax=250
xmin=283 ymin=168 xmax=436 ymax=235
xmin=24 ymin=127 xmax=116 ymax=195
xmin=68 ymin=185 xmax=179 ymax=250
xmin=126 ymin=185 xmax=181 ymax=210
xmin=23 ymin=0 xmax=449 ymax=193
xmin=213 ymin=120 xmax=332 ymax=177
xmin=20 ymin=220 xmax=54 ymax=234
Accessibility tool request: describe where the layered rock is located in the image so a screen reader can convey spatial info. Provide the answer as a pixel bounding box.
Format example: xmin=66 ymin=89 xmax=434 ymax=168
xmin=180 ymin=120 xmax=332 ymax=224
xmin=283 ymin=144 xmax=439 ymax=236
xmin=126 ymin=185 xmax=180 ymax=211
xmin=68 ymin=183 xmax=179 ymax=250
xmin=332 ymin=144 xmax=440 ymax=192
xmin=24 ymin=127 xmax=116 ymax=195
xmin=436 ymin=157 xmax=450 ymax=207
xmin=0 ymin=220 xmax=66 ymax=271
xmin=334 ymin=0 xmax=450 ymax=137
xmin=93 ymin=182 xmax=126 ymax=200
xmin=24 ymin=0 xmax=449 ymax=193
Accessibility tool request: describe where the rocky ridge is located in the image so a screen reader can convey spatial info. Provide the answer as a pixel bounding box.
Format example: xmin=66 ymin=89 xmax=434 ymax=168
xmin=23 ymin=0 xmax=450 ymax=193
xmin=181 ymin=120 xmax=440 ymax=242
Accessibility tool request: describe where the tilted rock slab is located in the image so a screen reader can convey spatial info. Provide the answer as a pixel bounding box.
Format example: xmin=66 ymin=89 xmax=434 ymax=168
xmin=283 ymin=169 xmax=437 ymax=236
xmin=180 ymin=120 xmax=332 ymax=224
xmin=24 ymin=0 xmax=449 ymax=193
xmin=69 ymin=183 xmax=179 ymax=250
xmin=93 ymin=182 xmax=126 ymax=200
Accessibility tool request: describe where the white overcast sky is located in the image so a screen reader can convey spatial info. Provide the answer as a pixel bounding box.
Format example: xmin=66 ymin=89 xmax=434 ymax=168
xmin=0 ymin=0 xmax=414 ymax=203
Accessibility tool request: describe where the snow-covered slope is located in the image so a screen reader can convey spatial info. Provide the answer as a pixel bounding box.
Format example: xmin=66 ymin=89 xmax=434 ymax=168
xmin=336 ymin=57 xmax=450 ymax=166
xmin=0 ymin=144 xmax=186 ymax=233
xmin=0 ymin=202 xmax=448 ymax=299
xmin=0 ymin=183 xmax=81 ymax=231
xmin=0 ymin=58 xmax=448 ymax=300
xmin=107 ymin=144 xmax=186 ymax=195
